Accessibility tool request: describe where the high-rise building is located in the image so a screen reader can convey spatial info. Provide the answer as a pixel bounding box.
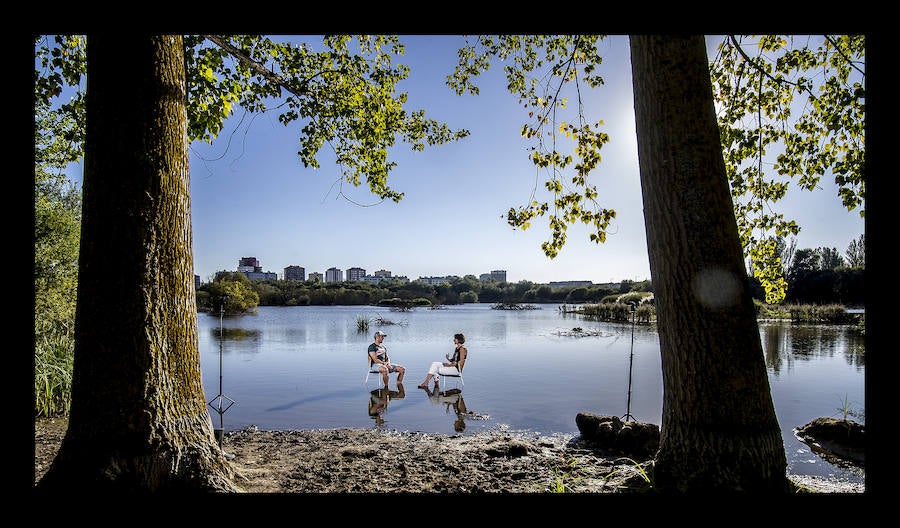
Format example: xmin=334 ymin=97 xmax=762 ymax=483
xmin=346 ymin=267 xmax=366 ymax=281
xmin=237 ymin=257 xmax=276 ymax=280
xmin=308 ymin=272 xmax=323 ymax=282
xmin=238 ymin=257 xmax=260 ymax=273
xmin=325 ymin=267 xmax=344 ymax=283
xmin=284 ymin=265 xmax=305 ymax=281
xmin=490 ymin=270 xmax=507 ymax=282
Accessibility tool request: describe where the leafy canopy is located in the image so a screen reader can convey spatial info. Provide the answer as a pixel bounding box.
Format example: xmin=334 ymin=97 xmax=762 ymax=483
xmin=710 ymin=35 xmax=865 ymax=302
xmin=448 ymin=35 xmax=615 ymax=259
xmin=35 ymin=35 xmax=470 ymax=204
xmin=35 ymin=35 xmax=864 ymax=305
xmin=449 ymin=35 xmax=864 ymax=303
xmin=34 ymin=36 xmax=84 ymax=334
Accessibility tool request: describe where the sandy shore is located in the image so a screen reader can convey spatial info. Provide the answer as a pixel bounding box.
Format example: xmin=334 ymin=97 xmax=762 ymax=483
xmin=34 ymin=417 xmax=864 ymax=493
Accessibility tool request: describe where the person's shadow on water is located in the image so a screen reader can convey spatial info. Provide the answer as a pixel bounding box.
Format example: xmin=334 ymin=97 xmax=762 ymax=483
xmin=368 ymin=382 xmax=406 ymax=426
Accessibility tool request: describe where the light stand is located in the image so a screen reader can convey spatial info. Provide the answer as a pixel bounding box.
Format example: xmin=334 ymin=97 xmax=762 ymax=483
xmin=622 ymin=301 xmax=637 ymax=422
xmin=208 ymin=294 xmax=236 ymax=459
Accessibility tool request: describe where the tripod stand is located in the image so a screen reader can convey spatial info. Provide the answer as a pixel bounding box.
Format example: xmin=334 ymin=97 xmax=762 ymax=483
xmin=208 ymin=296 xmax=236 ymax=458
xmin=622 ymin=302 xmax=637 ymax=422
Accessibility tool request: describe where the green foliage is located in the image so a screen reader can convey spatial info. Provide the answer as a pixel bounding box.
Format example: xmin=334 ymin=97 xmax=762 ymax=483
xmin=449 ymin=35 xmax=863 ymax=304
xmin=565 ymin=286 xmax=590 ymax=303
xmin=604 ymin=458 xmax=654 ymax=493
xmin=787 ymin=247 xmax=821 ymax=283
xmin=600 ymin=294 xmax=619 ymax=304
xmin=753 ymin=298 xmax=786 ymax=318
xmin=710 ymin=35 xmax=864 ymax=303
xmin=206 ymin=277 xmax=260 ymax=314
xmin=787 ymin=303 xmax=855 ymax=324
xmin=837 ymin=394 xmax=852 ymax=421
xmin=356 ymin=315 xmax=370 ymax=333
xmin=34 ymin=39 xmax=84 ymax=417
xmin=756 ymin=300 xmax=860 ymax=324
xmin=550 ymin=455 xmax=584 ymax=493
xmin=183 ymin=35 xmax=469 ymax=202
xmin=834 ymin=393 xmax=864 ymax=422
xmin=629 ymin=280 xmax=653 ymax=293
xmin=816 ymin=246 xmax=845 ymax=270
xmin=578 ymin=302 xmax=638 ymax=322
xmin=845 ymin=234 xmax=865 ymax=269
xmin=378 ymin=297 xmax=411 ymax=308
xmin=635 ymin=304 xmax=654 ymax=324
xmin=618 ymin=291 xmax=649 ymax=306
xmin=449 ymin=35 xmax=615 ymax=259
xmin=459 ymin=291 xmax=478 ymax=303
xmin=37 ymin=35 xmax=469 ymax=207
xmin=34 ymin=320 xmax=75 ymax=417
xmin=34 ymin=35 xmax=86 ymax=165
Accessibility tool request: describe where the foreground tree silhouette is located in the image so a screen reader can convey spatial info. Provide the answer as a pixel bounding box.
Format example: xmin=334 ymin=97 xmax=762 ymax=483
xmin=38 ymin=35 xmax=237 ymax=491
xmin=629 ymin=36 xmax=785 ymax=492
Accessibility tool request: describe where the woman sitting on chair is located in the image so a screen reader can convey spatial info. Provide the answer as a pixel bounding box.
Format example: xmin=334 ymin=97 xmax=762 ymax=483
xmin=418 ymin=333 xmax=467 ymax=389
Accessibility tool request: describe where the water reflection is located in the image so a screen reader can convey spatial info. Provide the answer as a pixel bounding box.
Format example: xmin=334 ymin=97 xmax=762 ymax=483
xmin=209 ymin=327 xmax=262 ymax=357
xmin=762 ymin=323 xmax=789 ymax=374
xmin=209 ymin=327 xmax=262 ymax=341
xmin=791 ymin=325 xmax=839 ymax=357
xmin=761 ymin=323 xmax=865 ymax=373
xmin=367 ymin=383 xmax=406 ymax=426
xmin=421 ymin=387 xmax=472 ymax=432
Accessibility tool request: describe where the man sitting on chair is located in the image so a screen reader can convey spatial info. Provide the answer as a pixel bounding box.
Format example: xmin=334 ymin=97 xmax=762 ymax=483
xmin=368 ymin=330 xmax=405 ymax=387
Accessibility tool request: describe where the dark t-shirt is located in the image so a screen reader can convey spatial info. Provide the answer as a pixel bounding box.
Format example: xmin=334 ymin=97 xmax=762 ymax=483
xmin=368 ymin=342 xmax=387 ymax=364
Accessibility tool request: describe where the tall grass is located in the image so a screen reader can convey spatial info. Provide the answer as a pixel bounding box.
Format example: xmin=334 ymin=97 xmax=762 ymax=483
xmin=34 ymin=322 xmax=74 ymax=417
xmin=786 ymin=304 xmax=855 ymax=324
xmin=755 ymin=301 xmax=857 ymax=324
xmin=578 ymin=302 xmax=655 ymax=323
xmin=356 ymin=315 xmax=370 ymax=333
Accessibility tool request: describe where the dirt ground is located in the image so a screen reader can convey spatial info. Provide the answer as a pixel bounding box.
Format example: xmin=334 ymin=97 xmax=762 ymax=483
xmin=33 ymin=417 xmax=864 ymax=494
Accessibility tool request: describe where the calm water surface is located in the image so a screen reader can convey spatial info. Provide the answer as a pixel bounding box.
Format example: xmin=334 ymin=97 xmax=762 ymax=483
xmin=198 ymin=304 xmax=865 ymax=486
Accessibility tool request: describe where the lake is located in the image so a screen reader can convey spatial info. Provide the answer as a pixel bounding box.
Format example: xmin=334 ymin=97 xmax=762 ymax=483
xmin=198 ymin=303 xmax=865 ymax=487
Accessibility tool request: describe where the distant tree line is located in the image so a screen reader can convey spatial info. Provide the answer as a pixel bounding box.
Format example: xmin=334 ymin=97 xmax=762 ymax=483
xmin=748 ymin=234 xmax=864 ymax=306
xmin=196 ymin=272 xmax=654 ymax=312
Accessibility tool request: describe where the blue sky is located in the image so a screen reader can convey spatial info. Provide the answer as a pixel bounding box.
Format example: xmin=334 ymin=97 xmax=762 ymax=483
xmin=69 ymin=35 xmax=867 ymax=284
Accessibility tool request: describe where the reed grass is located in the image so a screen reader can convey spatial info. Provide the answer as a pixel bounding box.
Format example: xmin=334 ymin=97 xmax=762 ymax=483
xmin=34 ymin=323 xmax=74 ymax=417
xmin=577 ymin=302 xmax=655 ymax=323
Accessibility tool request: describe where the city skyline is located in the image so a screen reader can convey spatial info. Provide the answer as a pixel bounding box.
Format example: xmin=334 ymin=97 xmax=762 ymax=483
xmin=212 ymin=255 xmax=521 ymax=284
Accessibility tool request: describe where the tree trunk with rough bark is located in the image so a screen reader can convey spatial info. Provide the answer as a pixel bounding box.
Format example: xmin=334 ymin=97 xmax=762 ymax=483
xmin=629 ymin=35 xmax=788 ymax=493
xmin=37 ymin=35 xmax=236 ymax=492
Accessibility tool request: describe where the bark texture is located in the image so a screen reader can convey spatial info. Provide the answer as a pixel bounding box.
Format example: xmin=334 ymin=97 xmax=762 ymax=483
xmin=37 ymin=35 xmax=236 ymax=492
xmin=629 ymin=35 xmax=788 ymax=493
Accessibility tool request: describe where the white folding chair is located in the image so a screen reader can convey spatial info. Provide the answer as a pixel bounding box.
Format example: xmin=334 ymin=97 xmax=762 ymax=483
xmin=439 ymin=354 xmax=466 ymax=389
xmin=365 ymin=355 xmax=384 ymax=388
xmin=365 ymin=354 xmax=396 ymax=389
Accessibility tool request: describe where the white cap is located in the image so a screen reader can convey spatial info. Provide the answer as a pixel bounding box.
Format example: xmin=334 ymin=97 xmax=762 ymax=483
xmin=375 ymin=331 xmax=387 ymax=337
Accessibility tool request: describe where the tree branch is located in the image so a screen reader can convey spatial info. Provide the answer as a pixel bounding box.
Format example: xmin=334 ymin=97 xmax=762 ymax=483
xmin=824 ymin=35 xmax=866 ymax=78
xmin=727 ymin=35 xmax=811 ymax=96
xmin=202 ymin=35 xmax=308 ymax=98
